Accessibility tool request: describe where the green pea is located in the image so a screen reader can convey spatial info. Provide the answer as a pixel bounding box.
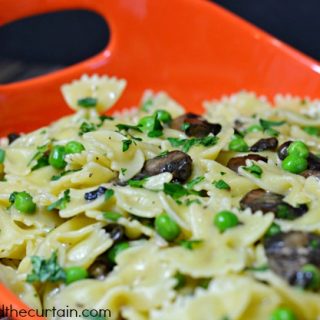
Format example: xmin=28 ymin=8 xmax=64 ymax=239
xmin=65 ymin=141 xmax=85 ymax=154
xmin=282 ymin=155 xmax=308 ymax=174
xmin=301 ymin=264 xmax=320 ymax=290
xmin=270 ymin=307 xmax=297 ymax=320
xmin=155 ymin=109 xmax=172 ymax=123
xmin=246 ymin=124 xmax=263 ymax=133
xmin=228 ymin=137 xmax=249 ymax=152
xmin=303 ymin=126 xmax=319 ymax=136
xmin=0 ymin=149 xmax=5 ymax=164
xmin=265 ymin=223 xmax=281 ymax=237
xmin=65 ymin=266 xmax=88 ymax=285
xmin=287 ymin=141 xmax=309 ymax=158
xmin=213 ymin=210 xmax=239 ymax=233
xmin=12 ymin=191 xmax=36 ymax=214
xmin=138 ymin=116 xmax=156 ymax=132
xmin=106 ymin=242 xmax=130 ymax=264
xmin=49 ymin=145 xmax=67 ymax=169
xmin=155 ymin=213 xmax=181 ymax=241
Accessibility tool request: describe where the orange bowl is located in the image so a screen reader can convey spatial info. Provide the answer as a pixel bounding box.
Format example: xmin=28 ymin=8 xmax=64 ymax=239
xmin=0 ymin=0 xmax=319 ymax=318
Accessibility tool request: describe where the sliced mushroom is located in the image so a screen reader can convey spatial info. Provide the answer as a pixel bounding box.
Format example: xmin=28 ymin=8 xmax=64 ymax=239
xmin=250 ymin=137 xmax=278 ymax=152
xmin=264 ymin=231 xmax=320 ymax=288
xmin=170 ymin=113 xmax=221 ymax=137
xmin=104 ymin=223 xmax=126 ymax=243
xmin=240 ymin=189 xmax=307 ymax=220
xmin=227 ymin=154 xmax=267 ymax=173
xmin=88 ymin=258 xmax=109 ymax=280
xmin=136 ymin=150 xmax=192 ymax=183
xmin=300 ymin=170 xmax=320 ymax=179
xmin=277 ymin=141 xmax=292 ymax=160
xmin=306 ymin=153 xmax=320 ymax=171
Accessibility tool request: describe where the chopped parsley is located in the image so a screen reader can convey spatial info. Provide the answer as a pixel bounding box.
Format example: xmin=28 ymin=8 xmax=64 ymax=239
xmin=47 ymin=189 xmax=70 ymax=211
xmin=303 ymin=126 xmax=320 ymax=137
xmin=0 ymin=149 xmax=5 ymax=164
xmin=26 ymin=251 xmax=66 ymax=283
xmin=163 ymin=182 xmax=207 ymax=200
xmin=186 ymin=176 xmax=205 ymax=189
xmin=104 ymin=189 xmax=114 ymax=201
xmin=103 ymin=211 xmax=122 ymax=221
xmin=98 ymin=115 xmax=114 ymax=127
xmin=116 ymin=124 xmax=142 ymax=133
xmin=122 ymin=139 xmax=132 ymax=152
xmin=77 ymin=97 xmax=97 ymax=108
xmin=128 ymin=178 xmax=148 ymax=188
xmin=243 ymin=164 xmax=263 ymax=178
xmin=179 ymin=239 xmax=203 ymax=250
xmin=213 ymin=179 xmax=230 ymax=190
xmin=120 ymin=168 xmax=127 ymax=175
xmin=79 ymin=122 xmax=96 ymax=136
xmin=259 ymin=118 xmax=286 ymax=129
xmin=167 ymin=136 xmax=218 ymax=152
xmin=158 ymin=150 xmax=169 ymax=158
xmin=29 ymin=144 xmax=50 ymax=171
xmin=259 ymin=118 xmax=285 ymax=137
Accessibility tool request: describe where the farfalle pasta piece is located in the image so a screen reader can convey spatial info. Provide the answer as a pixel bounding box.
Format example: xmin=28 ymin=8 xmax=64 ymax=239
xmin=61 ymin=74 xmax=126 ymax=113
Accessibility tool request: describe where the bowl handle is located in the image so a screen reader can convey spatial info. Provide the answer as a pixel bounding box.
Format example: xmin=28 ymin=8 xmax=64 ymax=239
xmin=0 ymin=0 xmax=138 ymax=134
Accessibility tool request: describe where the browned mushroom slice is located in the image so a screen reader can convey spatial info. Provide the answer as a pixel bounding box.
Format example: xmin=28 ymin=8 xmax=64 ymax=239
xmin=137 ymin=150 xmax=193 ymax=183
xmin=301 ymin=170 xmax=320 ymax=179
xmin=306 ymin=153 xmax=320 ymax=171
xmin=277 ymin=141 xmax=293 ymax=160
xmin=88 ymin=258 xmax=109 ymax=280
xmin=250 ymin=137 xmax=278 ymax=152
xmin=264 ymin=231 xmax=320 ymax=289
xmin=170 ymin=113 xmax=200 ymax=131
xmin=104 ymin=223 xmax=126 ymax=243
xmin=240 ymin=189 xmax=307 ymax=220
xmin=227 ymin=154 xmax=267 ymax=173
xmin=170 ymin=113 xmax=221 ymax=137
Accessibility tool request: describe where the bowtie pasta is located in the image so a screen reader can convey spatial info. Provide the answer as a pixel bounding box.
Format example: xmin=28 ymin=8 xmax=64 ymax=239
xmin=1 ymin=74 xmax=320 ymax=320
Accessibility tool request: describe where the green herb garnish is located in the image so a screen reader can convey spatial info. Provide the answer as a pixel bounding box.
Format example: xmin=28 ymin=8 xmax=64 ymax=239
xmin=26 ymin=251 xmax=66 ymax=283
xmin=179 ymin=239 xmax=203 ymax=250
xmin=29 ymin=144 xmax=50 ymax=171
xmin=213 ymin=179 xmax=230 ymax=190
xmin=116 ymin=124 xmax=142 ymax=133
xmin=243 ymin=164 xmax=263 ymax=178
xmin=120 ymin=168 xmax=127 ymax=175
xmin=128 ymin=178 xmax=148 ymax=188
xmin=164 ymin=182 xmax=206 ymax=200
xmin=167 ymin=136 xmax=218 ymax=152
xmin=77 ymin=97 xmax=97 ymax=108
xmin=79 ymin=122 xmax=96 ymax=136
xmin=186 ymin=176 xmax=205 ymax=189
xmin=103 ymin=211 xmax=122 ymax=221
xmin=122 ymin=139 xmax=132 ymax=152
xmin=47 ymin=189 xmax=70 ymax=211
xmin=104 ymin=189 xmax=114 ymax=201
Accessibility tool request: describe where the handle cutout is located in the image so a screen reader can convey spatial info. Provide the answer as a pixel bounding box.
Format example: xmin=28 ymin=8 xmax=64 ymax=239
xmin=0 ymin=10 xmax=110 ymax=84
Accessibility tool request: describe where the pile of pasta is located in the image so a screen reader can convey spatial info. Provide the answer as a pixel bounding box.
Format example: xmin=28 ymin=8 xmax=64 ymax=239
xmin=1 ymin=74 xmax=320 ymax=320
